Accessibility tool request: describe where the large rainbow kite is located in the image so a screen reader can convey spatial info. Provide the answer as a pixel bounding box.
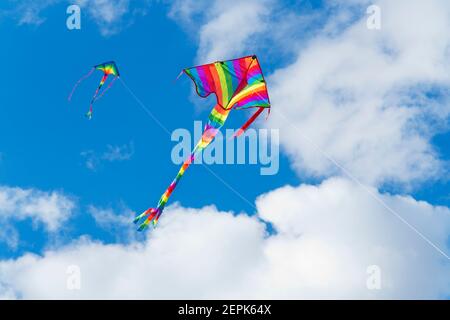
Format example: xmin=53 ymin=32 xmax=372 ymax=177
xmin=134 ymin=55 xmax=271 ymax=231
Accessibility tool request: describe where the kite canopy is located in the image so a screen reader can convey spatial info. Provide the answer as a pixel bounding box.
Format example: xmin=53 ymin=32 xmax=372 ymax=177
xmin=184 ymin=55 xmax=270 ymax=111
xmin=94 ymin=61 xmax=120 ymax=77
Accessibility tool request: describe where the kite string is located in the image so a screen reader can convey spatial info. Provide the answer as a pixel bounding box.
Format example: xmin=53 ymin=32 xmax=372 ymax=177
xmin=274 ymin=109 xmax=450 ymax=260
xmin=68 ymin=68 xmax=95 ymax=101
xmin=118 ymin=77 xmax=171 ymax=135
xmin=173 ymin=70 xmax=184 ymax=84
xmin=233 ymin=106 xmax=265 ymax=138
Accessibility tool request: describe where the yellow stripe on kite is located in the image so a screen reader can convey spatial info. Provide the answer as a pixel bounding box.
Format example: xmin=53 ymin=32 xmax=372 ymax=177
xmin=216 ymin=64 xmax=229 ymax=105
xmin=227 ymin=82 xmax=266 ymax=108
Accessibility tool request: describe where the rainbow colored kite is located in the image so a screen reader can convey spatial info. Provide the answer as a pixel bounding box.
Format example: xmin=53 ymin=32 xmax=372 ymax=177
xmin=134 ymin=55 xmax=271 ymax=231
xmin=68 ymin=61 xmax=120 ymax=119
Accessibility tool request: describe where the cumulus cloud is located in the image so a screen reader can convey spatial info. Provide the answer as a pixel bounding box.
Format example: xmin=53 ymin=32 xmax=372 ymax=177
xmin=102 ymin=142 xmax=135 ymax=161
xmin=8 ymin=0 xmax=59 ymax=26
xmin=88 ymin=205 xmax=137 ymax=243
xmin=89 ymin=206 xmax=130 ymax=228
xmin=266 ymin=0 xmax=450 ymax=187
xmin=169 ymin=0 xmax=273 ymax=62
xmin=0 ymin=225 xmax=19 ymax=251
xmin=0 ymin=179 xmax=448 ymax=299
xmin=0 ymin=282 xmax=16 ymax=300
xmin=0 ymin=186 xmax=75 ymax=249
xmin=0 ymin=186 xmax=75 ymax=232
xmin=75 ymin=0 xmax=135 ymax=36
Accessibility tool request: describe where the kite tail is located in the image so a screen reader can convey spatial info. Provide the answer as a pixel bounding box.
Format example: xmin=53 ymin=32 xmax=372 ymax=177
xmin=68 ymin=68 xmax=95 ymax=102
xmin=134 ymin=108 xmax=225 ymax=231
xmin=135 ymin=152 xmax=196 ymax=231
xmin=134 ymin=208 xmax=160 ymax=231
xmin=86 ymin=74 xmax=108 ymax=119
xmin=134 ymin=127 xmax=217 ymax=231
xmin=85 ymin=106 xmax=93 ymax=120
xmin=233 ymin=107 xmax=266 ymax=138
xmin=93 ymin=76 xmax=118 ymax=102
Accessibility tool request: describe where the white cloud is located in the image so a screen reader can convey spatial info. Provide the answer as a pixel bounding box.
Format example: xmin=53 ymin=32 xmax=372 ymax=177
xmin=0 ymin=186 xmax=75 ymax=250
xmin=80 ymin=150 xmax=97 ymax=171
xmin=75 ymin=0 xmax=131 ymax=36
xmin=89 ymin=206 xmax=130 ymax=227
xmin=0 ymin=186 xmax=75 ymax=232
xmin=102 ymin=142 xmax=134 ymax=161
xmin=266 ymin=0 xmax=450 ymax=187
xmin=0 ymin=224 xmax=19 ymax=251
xmin=255 ymin=178 xmax=450 ymax=299
xmin=0 ymin=282 xmax=16 ymax=300
xmin=0 ymin=180 xmax=448 ymax=299
xmin=81 ymin=142 xmax=134 ymax=171
xmin=12 ymin=0 xmax=58 ymax=26
xmin=169 ymin=0 xmax=273 ymax=62
xmin=88 ymin=205 xmax=136 ymax=243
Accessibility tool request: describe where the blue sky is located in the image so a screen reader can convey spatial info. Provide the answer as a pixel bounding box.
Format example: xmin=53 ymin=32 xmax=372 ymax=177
xmin=0 ymin=0 xmax=449 ymax=299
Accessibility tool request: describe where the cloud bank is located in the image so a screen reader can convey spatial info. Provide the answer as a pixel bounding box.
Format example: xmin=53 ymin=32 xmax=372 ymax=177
xmin=0 ymin=178 xmax=448 ymax=299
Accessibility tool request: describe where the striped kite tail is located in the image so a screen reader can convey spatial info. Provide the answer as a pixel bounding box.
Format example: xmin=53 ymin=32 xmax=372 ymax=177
xmin=134 ymin=152 xmax=196 ymax=231
xmin=85 ymin=106 xmax=93 ymax=120
xmin=93 ymin=76 xmax=118 ymax=102
xmin=133 ymin=126 xmax=221 ymax=231
xmin=134 ymin=176 xmax=183 ymax=231
xmin=134 ymin=207 xmax=161 ymax=231
xmin=85 ymin=74 xmax=108 ymax=119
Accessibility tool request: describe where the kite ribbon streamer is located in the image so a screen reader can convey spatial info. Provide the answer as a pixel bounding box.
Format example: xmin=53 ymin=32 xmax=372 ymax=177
xmin=233 ymin=106 xmax=266 ymax=138
xmin=68 ymin=68 xmax=95 ymax=101
xmin=86 ymin=74 xmax=108 ymax=119
xmin=93 ymin=76 xmax=118 ymax=102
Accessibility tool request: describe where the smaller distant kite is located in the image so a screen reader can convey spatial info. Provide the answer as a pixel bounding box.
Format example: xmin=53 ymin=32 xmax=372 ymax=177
xmin=68 ymin=61 xmax=120 ymax=119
